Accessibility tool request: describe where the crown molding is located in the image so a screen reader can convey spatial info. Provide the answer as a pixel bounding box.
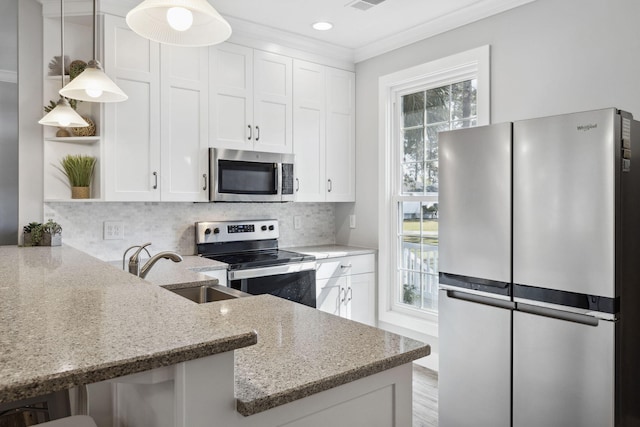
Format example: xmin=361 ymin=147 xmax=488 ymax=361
xmin=353 ymin=0 xmax=536 ymax=62
xmin=224 ymin=16 xmax=356 ymax=71
xmin=0 ymin=70 xmax=18 ymax=84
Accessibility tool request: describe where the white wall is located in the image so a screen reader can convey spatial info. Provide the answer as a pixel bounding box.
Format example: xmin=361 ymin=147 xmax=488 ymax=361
xmin=0 ymin=0 xmax=18 ymax=245
xmin=18 ymin=0 xmax=44 ymax=239
xmin=336 ymin=0 xmax=640 ymax=248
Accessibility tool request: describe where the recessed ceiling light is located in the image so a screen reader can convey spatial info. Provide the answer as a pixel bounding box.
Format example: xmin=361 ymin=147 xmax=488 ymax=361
xmin=312 ymin=21 xmax=333 ymax=31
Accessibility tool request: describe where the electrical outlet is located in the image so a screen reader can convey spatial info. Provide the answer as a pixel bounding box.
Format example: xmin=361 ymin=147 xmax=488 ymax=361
xmin=294 ymin=216 xmax=302 ymax=230
xmin=104 ymin=221 xmax=124 ymax=240
xmin=349 ymin=214 xmax=356 ymax=229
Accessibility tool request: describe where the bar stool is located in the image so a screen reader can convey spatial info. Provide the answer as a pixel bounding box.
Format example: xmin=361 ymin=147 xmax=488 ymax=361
xmin=38 ymin=415 xmax=97 ymax=427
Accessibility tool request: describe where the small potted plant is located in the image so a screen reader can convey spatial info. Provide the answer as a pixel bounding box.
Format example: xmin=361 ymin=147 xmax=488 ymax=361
xmin=23 ymin=220 xmax=62 ymax=247
xmin=58 ymin=154 xmax=97 ymax=199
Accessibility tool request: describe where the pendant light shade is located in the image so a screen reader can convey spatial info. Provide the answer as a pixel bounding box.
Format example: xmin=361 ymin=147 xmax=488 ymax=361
xmin=39 ymin=98 xmax=89 ymax=128
xmin=40 ymin=0 xmax=89 ymax=128
xmin=59 ymin=59 xmax=128 ymax=102
xmin=126 ymin=0 xmax=232 ymax=47
xmin=59 ymin=0 xmax=127 ymax=103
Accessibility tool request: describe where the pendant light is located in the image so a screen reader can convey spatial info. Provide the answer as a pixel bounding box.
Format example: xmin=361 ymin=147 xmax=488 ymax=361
xmin=59 ymin=0 xmax=127 ymax=102
xmin=126 ymin=0 xmax=232 ymax=47
xmin=39 ymin=0 xmax=89 ymax=129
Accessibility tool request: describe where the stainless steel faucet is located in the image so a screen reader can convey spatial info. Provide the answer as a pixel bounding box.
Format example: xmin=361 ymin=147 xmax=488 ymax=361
xmin=123 ymin=242 xmax=183 ymax=278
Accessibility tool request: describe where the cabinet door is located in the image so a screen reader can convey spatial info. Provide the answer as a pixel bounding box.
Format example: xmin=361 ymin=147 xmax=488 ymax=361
xmin=293 ymin=60 xmax=326 ymax=201
xmin=344 ymin=273 xmax=375 ymax=326
xmin=253 ymin=50 xmax=293 ymax=153
xmin=325 ymin=67 xmax=355 ymax=201
xmin=160 ymin=44 xmax=209 ymax=202
xmin=316 ymin=278 xmax=343 ymax=317
xmin=103 ymin=15 xmax=160 ymax=201
xmin=209 ymin=43 xmax=253 ymax=150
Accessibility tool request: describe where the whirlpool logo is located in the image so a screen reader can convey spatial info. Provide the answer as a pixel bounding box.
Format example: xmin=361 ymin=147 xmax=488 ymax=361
xmin=577 ymin=123 xmax=598 ymax=132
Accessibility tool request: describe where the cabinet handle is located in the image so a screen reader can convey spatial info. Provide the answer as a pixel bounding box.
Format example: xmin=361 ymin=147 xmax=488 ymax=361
xmin=340 ymin=287 xmax=346 ymax=303
xmin=347 ymin=287 xmax=353 ymax=302
xmin=255 ymin=125 xmax=260 ymax=142
xmin=340 ymin=264 xmax=352 ymax=269
xmin=153 ymin=171 xmax=158 ymax=190
xmin=296 ymin=178 xmax=300 ymax=192
xmin=248 ymin=125 xmax=252 ymax=140
xmin=328 ymin=179 xmax=332 ymax=192
xmin=202 ymin=174 xmax=207 ymax=191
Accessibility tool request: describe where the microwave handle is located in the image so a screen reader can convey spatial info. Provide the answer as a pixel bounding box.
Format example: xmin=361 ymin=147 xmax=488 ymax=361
xmin=275 ymin=162 xmax=281 ymax=195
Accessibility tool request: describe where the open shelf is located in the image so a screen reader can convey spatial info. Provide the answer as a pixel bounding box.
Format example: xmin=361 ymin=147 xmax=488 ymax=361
xmin=45 ymin=136 xmax=100 ymax=143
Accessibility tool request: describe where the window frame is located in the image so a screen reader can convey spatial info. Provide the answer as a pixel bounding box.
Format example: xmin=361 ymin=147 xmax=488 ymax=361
xmin=377 ymin=45 xmax=491 ymax=335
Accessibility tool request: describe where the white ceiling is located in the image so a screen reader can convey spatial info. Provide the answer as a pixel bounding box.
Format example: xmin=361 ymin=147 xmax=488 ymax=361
xmin=211 ymin=0 xmax=535 ymax=62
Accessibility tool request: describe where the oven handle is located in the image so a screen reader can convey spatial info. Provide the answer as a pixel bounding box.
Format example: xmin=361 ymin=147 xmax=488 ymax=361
xmin=228 ymin=261 xmax=317 ymax=280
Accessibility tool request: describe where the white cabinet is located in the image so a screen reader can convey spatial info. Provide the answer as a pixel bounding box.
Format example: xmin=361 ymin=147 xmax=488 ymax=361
xmin=103 ymin=15 xmax=208 ymax=202
xmin=210 ymin=43 xmax=293 ymax=154
xmin=293 ymin=60 xmax=355 ymax=202
xmin=316 ymin=254 xmax=375 ymax=326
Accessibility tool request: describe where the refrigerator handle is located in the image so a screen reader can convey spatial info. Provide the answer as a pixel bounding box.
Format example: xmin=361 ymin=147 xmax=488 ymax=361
xmin=517 ymin=303 xmax=599 ymax=327
xmin=445 ymin=289 xmax=515 ymax=310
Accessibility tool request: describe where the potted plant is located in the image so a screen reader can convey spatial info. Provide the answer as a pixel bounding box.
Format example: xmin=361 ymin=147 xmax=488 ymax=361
xmin=23 ymin=220 xmax=62 ymax=246
xmin=58 ymin=154 xmax=97 ymax=199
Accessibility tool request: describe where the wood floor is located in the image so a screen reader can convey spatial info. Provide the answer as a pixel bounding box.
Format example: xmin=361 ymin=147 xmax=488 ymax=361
xmin=413 ymin=364 xmax=438 ymax=427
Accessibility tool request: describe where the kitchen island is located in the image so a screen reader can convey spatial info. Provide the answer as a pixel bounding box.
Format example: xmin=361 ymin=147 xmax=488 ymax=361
xmin=0 ymin=245 xmax=429 ymax=426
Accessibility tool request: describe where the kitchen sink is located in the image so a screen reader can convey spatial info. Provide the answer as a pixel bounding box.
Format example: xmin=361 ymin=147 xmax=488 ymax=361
xmin=167 ymin=285 xmax=246 ymax=303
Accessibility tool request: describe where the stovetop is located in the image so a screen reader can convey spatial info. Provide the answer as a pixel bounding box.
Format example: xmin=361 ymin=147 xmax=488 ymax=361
xmin=202 ymin=249 xmax=315 ymax=270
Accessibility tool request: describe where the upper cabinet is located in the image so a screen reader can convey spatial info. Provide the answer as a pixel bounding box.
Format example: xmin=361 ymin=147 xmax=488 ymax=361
xmin=210 ymin=43 xmax=293 ymax=154
xmin=102 ymin=15 xmax=208 ymax=202
xmin=294 ymin=60 xmax=355 ymax=202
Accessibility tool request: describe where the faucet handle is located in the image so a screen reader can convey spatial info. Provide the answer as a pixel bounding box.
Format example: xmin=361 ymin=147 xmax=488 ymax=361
xmin=130 ymin=242 xmax=152 ymax=262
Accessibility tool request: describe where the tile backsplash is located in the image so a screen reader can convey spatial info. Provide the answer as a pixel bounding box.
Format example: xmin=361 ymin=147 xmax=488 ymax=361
xmin=44 ymin=202 xmax=335 ymax=261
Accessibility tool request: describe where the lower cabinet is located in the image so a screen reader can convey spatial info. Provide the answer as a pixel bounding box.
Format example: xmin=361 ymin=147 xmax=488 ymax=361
xmin=316 ymin=254 xmax=375 ymax=326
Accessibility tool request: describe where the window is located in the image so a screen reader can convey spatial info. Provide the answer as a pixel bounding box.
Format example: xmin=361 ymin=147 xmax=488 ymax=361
xmin=398 ymin=80 xmax=477 ymax=313
xmin=378 ymin=46 xmax=490 ymax=333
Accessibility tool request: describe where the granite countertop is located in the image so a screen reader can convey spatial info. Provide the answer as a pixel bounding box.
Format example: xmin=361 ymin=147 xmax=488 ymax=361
xmin=287 ymin=244 xmax=376 ymax=259
xmin=0 ymin=245 xmax=429 ymax=417
xmin=0 ymin=246 xmax=256 ymax=403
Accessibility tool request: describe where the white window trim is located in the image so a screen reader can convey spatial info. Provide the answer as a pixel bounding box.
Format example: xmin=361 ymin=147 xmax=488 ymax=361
xmin=377 ymin=45 xmax=491 ymax=336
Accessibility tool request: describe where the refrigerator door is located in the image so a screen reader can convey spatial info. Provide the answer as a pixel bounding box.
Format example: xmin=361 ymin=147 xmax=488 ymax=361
xmin=439 ymin=289 xmax=512 ymax=427
xmin=513 ymin=307 xmax=615 ymax=427
xmin=439 ymin=123 xmax=512 ymax=287
xmin=513 ymin=108 xmax=618 ymax=299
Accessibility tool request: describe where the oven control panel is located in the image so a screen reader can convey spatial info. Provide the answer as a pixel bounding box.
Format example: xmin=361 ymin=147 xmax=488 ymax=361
xmin=195 ymin=220 xmax=279 ymax=244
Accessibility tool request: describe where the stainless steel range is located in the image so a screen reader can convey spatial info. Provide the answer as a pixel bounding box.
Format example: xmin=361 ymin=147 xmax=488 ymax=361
xmin=195 ymin=219 xmax=316 ymax=307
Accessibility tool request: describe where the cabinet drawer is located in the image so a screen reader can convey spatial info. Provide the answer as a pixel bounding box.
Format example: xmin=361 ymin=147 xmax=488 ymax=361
xmin=315 ymin=254 xmax=375 ymax=279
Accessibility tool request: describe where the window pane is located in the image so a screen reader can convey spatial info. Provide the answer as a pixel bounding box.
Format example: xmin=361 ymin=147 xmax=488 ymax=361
xmin=426 ymin=123 xmax=448 ymax=160
xmin=422 ymin=273 xmax=439 ymax=311
xmin=426 ymin=86 xmax=450 ymax=123
xmin=401 ymin=203 xmax=423 ymax=231
xmin=403 ymin=128 xmax=424 ymax=162
xmin=402 ymin=92 xmax=424 ymax=128
xmin=402 ymin=162 xmax=424 ymax=194
xmin=400 ymin=270 xmax=422 ymax=308
xmin=425 ymin=160 xmax=439 ymax=193
xmin=452 ymin=118 xmax=477 ymax=129
xmin=451 ymin=79 xmax=477 ymax=120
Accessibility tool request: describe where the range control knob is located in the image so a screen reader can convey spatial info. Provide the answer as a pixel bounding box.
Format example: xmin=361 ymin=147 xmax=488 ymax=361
xmin=213 ymin=227 xmax=220 ymax=234
xmin=268 ymin=225 xmax=275 ymax=231
xmin=204 ymin=228 xmax=211 ymax=235
xmin=261 ymin=225 xmax=268 ymax=231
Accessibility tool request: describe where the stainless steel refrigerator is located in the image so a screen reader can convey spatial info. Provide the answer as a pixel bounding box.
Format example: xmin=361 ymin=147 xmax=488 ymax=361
xmin=438 ymin=108 xmax=640 ymax=427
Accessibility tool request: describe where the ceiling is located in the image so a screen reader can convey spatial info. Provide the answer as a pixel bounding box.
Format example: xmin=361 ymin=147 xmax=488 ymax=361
xmin=211 ymin=0 xmax=535 ymax=62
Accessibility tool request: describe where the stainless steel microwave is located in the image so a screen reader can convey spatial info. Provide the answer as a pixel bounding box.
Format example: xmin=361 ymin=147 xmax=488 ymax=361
xmin=209 ymin=148 xmax=295 ymax=202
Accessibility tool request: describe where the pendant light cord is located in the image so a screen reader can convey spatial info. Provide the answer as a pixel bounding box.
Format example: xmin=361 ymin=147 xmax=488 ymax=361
xmin=92 ymin=0 xmax=97 ymax=61
xmin=60 ymin=0 xmax=65 ymax=89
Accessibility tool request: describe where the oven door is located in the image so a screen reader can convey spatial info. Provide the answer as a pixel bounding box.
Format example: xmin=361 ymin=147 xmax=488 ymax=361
xmin=228 ymin=261 xmax=316 ymax=308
